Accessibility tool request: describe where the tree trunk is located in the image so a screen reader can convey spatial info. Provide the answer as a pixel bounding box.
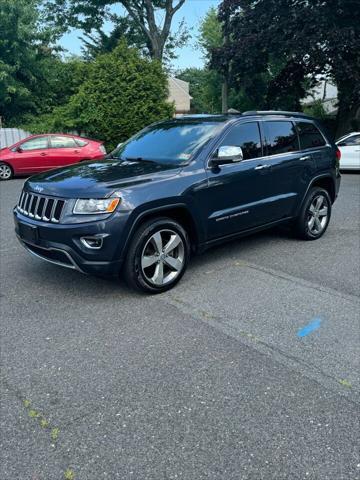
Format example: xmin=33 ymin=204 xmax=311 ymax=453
xmin=222 ymin=79 xmax=228 ymax=113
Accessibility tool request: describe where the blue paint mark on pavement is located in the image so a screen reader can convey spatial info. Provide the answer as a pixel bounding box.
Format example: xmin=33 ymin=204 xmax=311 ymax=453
xmin=297 ymin=318 xmax=322 ymax=337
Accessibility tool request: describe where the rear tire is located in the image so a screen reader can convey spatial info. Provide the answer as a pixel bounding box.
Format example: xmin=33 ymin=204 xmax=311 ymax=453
xmin=294 ymin=187 xmax=331 ymax=240
xmin=0 ymin=162 xmax=13 ymax=181
xmin=124 ymin=217 xmax=190 ymax=293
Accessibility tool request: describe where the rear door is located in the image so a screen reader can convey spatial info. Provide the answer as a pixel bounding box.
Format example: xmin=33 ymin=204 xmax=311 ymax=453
xmin=12 ymin=136 xmax=50 ymax=173
xmin=47 ymin=135 xmax=82 ymax=168
xmin=260 ymin=119 xmax=315 ymax=221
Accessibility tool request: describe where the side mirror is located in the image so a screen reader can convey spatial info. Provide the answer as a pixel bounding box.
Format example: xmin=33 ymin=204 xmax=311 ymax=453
xmin=211 ymin=145 xmax=243 ymax=167
xmin=16 ymin=146 xmax=23 ymax=153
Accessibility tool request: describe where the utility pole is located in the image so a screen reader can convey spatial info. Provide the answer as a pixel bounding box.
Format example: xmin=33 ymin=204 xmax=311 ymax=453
xmin=222 ymin=2 xmax=230 ymax=114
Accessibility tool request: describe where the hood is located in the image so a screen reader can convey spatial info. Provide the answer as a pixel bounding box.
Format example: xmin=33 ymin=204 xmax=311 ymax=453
xmin=25 ymin=159 xmax=181 ymax=198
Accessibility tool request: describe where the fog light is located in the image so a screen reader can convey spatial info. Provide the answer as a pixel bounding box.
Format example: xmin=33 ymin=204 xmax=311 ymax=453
xmin=80 ymin=236 xmax=105 ymax=249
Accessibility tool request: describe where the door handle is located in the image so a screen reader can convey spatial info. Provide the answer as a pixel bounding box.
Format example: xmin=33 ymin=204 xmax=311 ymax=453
xmin=40 ymin=152 xmax=47 ymax=156
xmin=74 ymin=150 xmax=80 ymax=153
xmin=299 ymin=155 xmax=311 ymax=161
xmin=254 ymin=164 xmax=271 ymax=170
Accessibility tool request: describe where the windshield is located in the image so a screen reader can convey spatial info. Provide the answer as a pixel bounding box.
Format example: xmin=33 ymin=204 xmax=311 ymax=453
xmin=109 ymin=121 xmax=223 ymax=165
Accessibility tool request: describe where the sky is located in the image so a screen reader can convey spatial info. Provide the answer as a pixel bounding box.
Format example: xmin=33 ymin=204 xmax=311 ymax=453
xmin=59 ymin=0 xmax=221 ymax=71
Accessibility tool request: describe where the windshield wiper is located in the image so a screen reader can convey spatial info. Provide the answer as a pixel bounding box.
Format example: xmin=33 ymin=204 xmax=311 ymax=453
xmin=124 ymin=157 xmax=157 ymax=164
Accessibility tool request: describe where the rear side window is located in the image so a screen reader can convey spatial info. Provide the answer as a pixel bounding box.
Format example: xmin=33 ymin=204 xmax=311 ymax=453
xmin=296 ymin=122 xmax=326 ymax=149
xmin=219 ymin=122 xmax=262 ymax=160
xmin=338 ymin=134 xmax=360 ymax=146
xmin=50 ymin=136 xmax=77 ymax=148
xmin=264 ymin=121 xmax=299 ymax=155
xmin=75 ymin=138 xmax=89 ymax=147
xmin=20 ymin=137 xmax=48 ymax=151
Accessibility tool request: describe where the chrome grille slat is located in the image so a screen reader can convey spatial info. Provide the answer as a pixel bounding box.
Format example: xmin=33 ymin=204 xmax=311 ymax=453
xmin=33 ymin=196 xmax=41 ymax=219
xmin=23 ymin=193 xmax=31 ymax=214
xmin=42 ymin=198 xmax=51 ymax=221
xmin=28 ymin=195 xmax=36 ymax=217
xmin=50 ymin=199 xmax=58 ymax=222
xmin=17 ymin=190 xmax=65 ymax=223
xmin=21 ymin=192 xmax=26 ymax=210
xmin=18 ymin=192 xmax=25 ymax=211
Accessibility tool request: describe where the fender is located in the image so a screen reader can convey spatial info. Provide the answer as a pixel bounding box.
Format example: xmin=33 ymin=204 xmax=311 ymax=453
xmin=296 ymin=173 xmax=336 ymax=215
xmin=120 ymin=202 xmax=203 ymax=259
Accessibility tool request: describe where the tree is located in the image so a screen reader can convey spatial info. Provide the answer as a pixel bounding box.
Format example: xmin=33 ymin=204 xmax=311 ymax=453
xmin=197 ymin=6 xmax=223 ymax=60
xmin=44 ymin=0 xmax=187 ymax=61
xmin=179 ymin=6 xmax=263 ymax=114
xmin=80 ymin=14 xmax=189 ymax=65
xmin=214 ymin=0 xmax=360 ymax=134
xmin=0 ymin=0 xmax=84 ymax=126
xmin=0 ymin=0 xmax=61 ymax=125
xmin=177 ymin=68 xmax=222 ymax=114
xmin=29 ymin=42 xmax=174 ymax=149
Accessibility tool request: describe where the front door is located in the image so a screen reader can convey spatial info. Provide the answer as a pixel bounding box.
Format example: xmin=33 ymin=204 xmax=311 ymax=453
xmin=205 ymin=121 xmax=271 ymax=239
xmin=12 ymin=136 xmax=50 ymax=174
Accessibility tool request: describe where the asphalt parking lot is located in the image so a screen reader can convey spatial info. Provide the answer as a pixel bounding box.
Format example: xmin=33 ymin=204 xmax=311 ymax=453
xmin=1 ymin=175 xmax=359 ymax=480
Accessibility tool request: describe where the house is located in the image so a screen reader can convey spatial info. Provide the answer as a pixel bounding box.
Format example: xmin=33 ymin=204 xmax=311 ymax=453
xmin=302 ymin=80 xmax=338 ymax=116
xmin=168 ymin=77 xmax=192 ymax=115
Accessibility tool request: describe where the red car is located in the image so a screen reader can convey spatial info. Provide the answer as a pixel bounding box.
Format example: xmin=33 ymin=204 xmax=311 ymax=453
xmin=0 ymin=134 xmax=106 ymax=180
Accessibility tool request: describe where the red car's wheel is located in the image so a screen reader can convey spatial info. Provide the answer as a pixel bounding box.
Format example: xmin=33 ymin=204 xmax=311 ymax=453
xmin=0 ymin=162 xmax=13 ymax=181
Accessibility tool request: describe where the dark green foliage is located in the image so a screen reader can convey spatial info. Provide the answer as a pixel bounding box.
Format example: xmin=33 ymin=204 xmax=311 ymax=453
xmin=177 ymin=68 xmax=222 ymax=114
xmin=29 ymin=42 xmax=174 ymax=149
xmin=0 ymin=0 xmax=84 ymax=126
xmin=214 ymin=0 xmax=360 ymax=134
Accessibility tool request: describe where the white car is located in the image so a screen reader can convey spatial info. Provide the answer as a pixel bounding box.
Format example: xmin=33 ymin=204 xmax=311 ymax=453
xmin=336 ymin=132 xmax=360 ymax=170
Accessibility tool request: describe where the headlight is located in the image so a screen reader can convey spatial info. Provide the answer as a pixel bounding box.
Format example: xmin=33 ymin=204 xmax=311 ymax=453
xmin=73 ymin=197 xmax=120 ymax=214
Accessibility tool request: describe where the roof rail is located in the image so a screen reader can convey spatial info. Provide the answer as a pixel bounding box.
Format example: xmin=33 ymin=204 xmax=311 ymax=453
xmin=242 ymin=110 xmax=311 ymax=118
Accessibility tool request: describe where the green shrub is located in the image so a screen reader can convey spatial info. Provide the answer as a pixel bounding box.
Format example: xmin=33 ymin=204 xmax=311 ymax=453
xmin=28 ymin=41 xmax=174 ymax=150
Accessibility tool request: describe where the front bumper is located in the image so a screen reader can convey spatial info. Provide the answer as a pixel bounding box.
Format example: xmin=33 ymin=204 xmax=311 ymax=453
xmin=14 ymin=209 xmax=130 ymax=276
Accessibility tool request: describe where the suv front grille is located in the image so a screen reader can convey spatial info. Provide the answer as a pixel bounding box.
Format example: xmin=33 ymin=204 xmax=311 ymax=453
xmin=17 ymin=191 xmax=66 ymax=223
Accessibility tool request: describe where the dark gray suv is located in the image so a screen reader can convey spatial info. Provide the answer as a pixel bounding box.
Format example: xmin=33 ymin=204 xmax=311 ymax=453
xmin=14 ymin=111 xmax=341 ymax=293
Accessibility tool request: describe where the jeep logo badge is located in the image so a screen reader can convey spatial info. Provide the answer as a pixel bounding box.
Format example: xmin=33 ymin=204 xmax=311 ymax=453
xmin=33 ymin=185 xmax=44 ymax=193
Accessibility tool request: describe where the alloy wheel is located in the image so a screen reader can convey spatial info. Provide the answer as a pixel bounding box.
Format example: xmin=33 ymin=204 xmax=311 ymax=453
xmin=0 ymin=164 xmax=12 ymax=180
xmin=307 ymin=194 xmax=329 ymax=235
xmin=141 ymin=229 xmax=185 ymax=286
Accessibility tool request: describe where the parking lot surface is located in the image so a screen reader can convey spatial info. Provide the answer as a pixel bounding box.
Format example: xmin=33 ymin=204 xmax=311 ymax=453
xmin=1 ymin=175 xmax=359 ymax=479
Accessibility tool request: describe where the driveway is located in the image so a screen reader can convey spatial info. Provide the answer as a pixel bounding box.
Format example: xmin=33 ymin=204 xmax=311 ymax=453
xmin=1 ymin=174 xmax=359 ymax=479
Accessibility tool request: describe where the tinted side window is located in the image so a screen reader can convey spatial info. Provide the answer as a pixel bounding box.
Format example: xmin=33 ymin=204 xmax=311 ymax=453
xmin=20 ymin=137 xmax=48 ymax=151
xmin=220 ymin=122 xmax=262 ymax=160
xmin=264 ymin=121 xmax=299 ymax=155
xmin=338 ymin=134 xmax=360 ymax=146
xmin=75 ymin=138 xmax=88 ymax=147
xmin=296 ymin=122 xmax=326 ymax=149
xmin=50 ymin=136 xmax=77 ymax=148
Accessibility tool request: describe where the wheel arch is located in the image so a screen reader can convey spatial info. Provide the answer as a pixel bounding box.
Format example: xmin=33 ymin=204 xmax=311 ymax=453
xmin=0 ymin=161 xmax=14 ymax=178
xmin=122 ymin=204 xmax=202 ymax=257
xmin=309 ymin=175 xmax=336 ymax=203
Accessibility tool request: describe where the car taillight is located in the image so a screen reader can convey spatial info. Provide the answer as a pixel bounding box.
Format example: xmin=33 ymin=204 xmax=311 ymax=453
xmin=99 ymin=145 xmax=106 ymax=154
xmin=336 ymin=147 xmax=341 ymax=161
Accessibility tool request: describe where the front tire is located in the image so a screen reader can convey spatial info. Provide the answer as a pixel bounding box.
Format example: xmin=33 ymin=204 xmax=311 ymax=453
xmin=294 ymin=187 xmax=331 ymax=240
xmin=124 ymin=217 xmax=190 ymax=293
xmin=0 ymin=162 xmax=13 ymax=181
